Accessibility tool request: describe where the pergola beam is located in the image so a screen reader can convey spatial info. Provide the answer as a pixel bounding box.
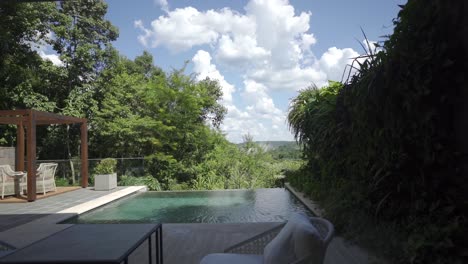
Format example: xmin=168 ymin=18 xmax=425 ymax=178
xmin=0 ymin=109 xmax=89 ymax=201
xmin=0 ymin=111 xmax=86 ymax=125
xmin=0 ymin=117 xmax=27 ymax=125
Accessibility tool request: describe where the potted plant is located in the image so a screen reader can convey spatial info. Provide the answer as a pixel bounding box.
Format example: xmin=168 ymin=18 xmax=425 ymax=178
xmin=94 ymin=158 xmax=117 ymax=191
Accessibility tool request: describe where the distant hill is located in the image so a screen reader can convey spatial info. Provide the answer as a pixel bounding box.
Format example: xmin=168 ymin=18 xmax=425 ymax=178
xmin=237 ymin=141 xmax=301 ymax=160
xmin=238 ymin=141 xmax=299 ymax=150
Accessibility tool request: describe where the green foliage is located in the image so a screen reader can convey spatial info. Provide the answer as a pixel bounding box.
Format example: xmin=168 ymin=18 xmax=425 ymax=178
xmin=0 ymin=1 xmax=57 ymax=113
xmin=0 ymin=0 xmax=119 ymax=163
xmin=55 ymin=178 xmax=71 ymax=187
xmin=269 ymin=144 xmax=302 ymax=160
xmin=192 ymin=136 xmax=281 ymax=190
xmin=119 ymin=175 xmax=161 ymax=191
xmin=288 ymin=1 xmax=467 ymax=263
xmin=165 ymin=178 xmax=191 ymax=191
xmin=94 ymin=158 xmax=117 ymax=174
xmin=91 ymin=54 xmax=227 ymax=186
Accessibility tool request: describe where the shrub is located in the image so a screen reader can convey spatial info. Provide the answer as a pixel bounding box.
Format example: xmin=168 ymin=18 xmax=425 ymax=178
xmin=55 ymin=178 xmax=70 ymax=187
xmin=118 ymin=175 xmax=161 ymax=191
xmin=94 ymin=158 xmax=117 ymax=175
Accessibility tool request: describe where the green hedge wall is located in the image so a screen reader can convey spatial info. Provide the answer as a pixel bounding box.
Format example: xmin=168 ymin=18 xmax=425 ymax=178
xmin=288 ymin=1 xmax=467 ymax=263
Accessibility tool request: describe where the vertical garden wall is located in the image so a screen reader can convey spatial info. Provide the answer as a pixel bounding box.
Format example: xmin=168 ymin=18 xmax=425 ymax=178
xmin=288 ymin=0 xmax=467 ymax=263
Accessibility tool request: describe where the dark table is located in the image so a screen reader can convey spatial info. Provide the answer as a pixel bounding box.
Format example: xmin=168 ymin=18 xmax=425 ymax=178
xmin=0 ymin=224 xmax=163 ymax=264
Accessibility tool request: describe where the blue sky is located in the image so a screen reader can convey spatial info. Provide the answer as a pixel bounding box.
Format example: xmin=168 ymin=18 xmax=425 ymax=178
xmin=101 ymin=0 xmax=405 ymax=143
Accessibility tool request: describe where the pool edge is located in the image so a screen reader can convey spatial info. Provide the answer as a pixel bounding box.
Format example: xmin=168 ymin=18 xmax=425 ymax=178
xmin=58 ymin=186 xmax=147 ymax=216
xmin=285 ymin=183 xmax=325 ymax=217
xmin=0 ymin=186 xmax=147 ymax=249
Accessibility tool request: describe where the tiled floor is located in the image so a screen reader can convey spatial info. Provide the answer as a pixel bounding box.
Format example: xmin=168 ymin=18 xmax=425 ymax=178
xmin=0 ymin=186 xmax=147 ymax=250
xmin=0 ymin=187 xmax=81 ymax=203
xmin=0 ymin=187 xmax=128 ymax=232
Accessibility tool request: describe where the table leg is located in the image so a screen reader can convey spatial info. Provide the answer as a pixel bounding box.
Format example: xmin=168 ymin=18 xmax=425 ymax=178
xmin=159 ymin=227 xmax=163 ymax=264
xmin=149 ymin=234 xmax=152 ymax=264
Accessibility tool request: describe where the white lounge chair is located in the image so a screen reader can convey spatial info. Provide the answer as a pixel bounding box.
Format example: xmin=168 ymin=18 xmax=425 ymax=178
xmin=200 ymin=213 xmax=334 ymax=264
xmin=36 ymin=163 xmax=58 ymax=195
xmin=0 ymin=165 xmax=26 ymax=199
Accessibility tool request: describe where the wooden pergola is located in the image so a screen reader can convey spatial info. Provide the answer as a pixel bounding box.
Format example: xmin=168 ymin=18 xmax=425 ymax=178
xmin=0 ymin=109 xmax=88 ymax=201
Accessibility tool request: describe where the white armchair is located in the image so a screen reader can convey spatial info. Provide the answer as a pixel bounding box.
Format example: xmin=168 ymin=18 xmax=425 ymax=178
xmin=36 ymin=163 xmax=58 ymax=195
xmin=0 ymin=165 xmax=26 ymax=199
xmin=200 ymin=213 xmax=334 ymax=264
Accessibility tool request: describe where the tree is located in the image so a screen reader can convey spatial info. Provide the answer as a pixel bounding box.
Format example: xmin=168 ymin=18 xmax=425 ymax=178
xmin=0 ymin=1 xmax=58 ymax=145
xmin=0 ymin=1 xmax=56 ymax=110
xmin=91 ymin=51 xmax=227 ymax=186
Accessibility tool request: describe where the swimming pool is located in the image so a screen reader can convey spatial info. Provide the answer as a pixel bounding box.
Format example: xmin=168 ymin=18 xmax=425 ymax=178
xmin=66 ymin=188 xmax=313 ymax=224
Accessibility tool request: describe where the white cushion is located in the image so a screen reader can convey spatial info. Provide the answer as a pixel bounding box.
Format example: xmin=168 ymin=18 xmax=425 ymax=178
xmin=200 ymin=253 xmax=263 ymax=264
xmin=264 ymin=213 xmax=322 ymax=264
xmin=293 ymin=218 xmax=323 ymax=262
xmin=263 ymin=213 xmax=304 ymax=264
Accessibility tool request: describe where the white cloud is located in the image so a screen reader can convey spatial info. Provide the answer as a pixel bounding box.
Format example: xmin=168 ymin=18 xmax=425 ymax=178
xmin=134 ymin=20 xmax=153 ymax=47
xmin=136 ymin=0 xmax=366 ymax=142
xmin=242 ymin=80 xmax=282 ymax=116
xmin=318 ymin=47 xmax=359 ymax=83
xmin=38 ymin=50 xmax=63 ymax=66
xmin=135 ymin=7 xmax=252 ymax=52
xmin=154 ymin=0 xmax=169 ymax=13
xmin=222 ymin=78 xmax=290 ymax=143
xmin=28 ymin=32 xmax=63 ymax=66
xmin=192 ymin=50 xmax=290 ymax=142
xmin=192 ymin=50 xmax=236 ymax=103
xmin=362 ymin=39 xmax=380 ymax=54
xmin=215 ymin=34 xmax=270 ymax=67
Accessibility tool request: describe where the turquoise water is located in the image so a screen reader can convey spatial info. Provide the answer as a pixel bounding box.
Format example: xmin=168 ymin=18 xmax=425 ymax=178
xmin=67 ymin=188 xmax=313 ymax=223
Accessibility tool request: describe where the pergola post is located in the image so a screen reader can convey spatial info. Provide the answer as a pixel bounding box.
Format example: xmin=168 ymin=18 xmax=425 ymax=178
xmin=26 ymin=110 xmax=37 ymax=202
xmin=16 ymin=123 xmax=25 ymax=171
xmin=1 ymin=109 xmax=88 ymax=201
xmin=80 ymin=121 xmax=88 ymax=188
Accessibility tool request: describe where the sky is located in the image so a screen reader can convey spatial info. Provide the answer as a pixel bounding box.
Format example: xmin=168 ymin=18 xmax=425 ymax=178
xmin=56 ymin=0 xmax=406 ymax=143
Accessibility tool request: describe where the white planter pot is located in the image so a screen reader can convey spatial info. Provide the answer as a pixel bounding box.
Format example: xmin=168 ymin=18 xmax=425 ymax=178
xmin=94 ymin=173 xmax=117 ymax=191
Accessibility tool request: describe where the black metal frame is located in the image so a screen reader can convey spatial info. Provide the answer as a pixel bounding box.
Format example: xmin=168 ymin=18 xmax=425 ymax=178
xmin=0 ymin=224 xmax=163 ymax=264
xmin=121 ymin=224 xmax=163 ymax=264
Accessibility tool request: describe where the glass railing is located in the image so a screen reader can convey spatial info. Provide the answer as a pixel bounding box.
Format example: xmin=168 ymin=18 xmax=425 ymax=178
xmin=25 ymin=157 xmax=146 ymax=186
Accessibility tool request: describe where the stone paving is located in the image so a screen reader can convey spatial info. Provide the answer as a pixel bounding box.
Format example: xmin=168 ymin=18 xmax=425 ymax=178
xmin=0 ymin=187 xmax=138 ymax=232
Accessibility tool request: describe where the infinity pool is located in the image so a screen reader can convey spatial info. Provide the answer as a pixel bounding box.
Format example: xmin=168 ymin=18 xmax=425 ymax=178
xmin=67 ymin=188 xmax=313 ymax=223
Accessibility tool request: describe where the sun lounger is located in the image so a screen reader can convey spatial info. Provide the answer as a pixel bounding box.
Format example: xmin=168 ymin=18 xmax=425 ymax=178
xmin=201 ymin=213 xmax=334 ymax=264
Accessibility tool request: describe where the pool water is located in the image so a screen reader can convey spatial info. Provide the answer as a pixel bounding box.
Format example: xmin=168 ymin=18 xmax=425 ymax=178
xmin=67 ymin=188 xmax=313 ymax=223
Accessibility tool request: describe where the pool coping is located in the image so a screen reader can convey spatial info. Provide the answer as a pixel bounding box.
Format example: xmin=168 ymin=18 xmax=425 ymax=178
xmin=0 ymin=186 xmax=147 ymax=249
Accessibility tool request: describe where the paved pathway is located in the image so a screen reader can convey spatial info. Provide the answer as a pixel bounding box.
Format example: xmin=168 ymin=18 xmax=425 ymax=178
xmin=0 ymin=187 xmax=129 ymax=232
xmin=0 ymin=186 xmax=146 ymax=249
